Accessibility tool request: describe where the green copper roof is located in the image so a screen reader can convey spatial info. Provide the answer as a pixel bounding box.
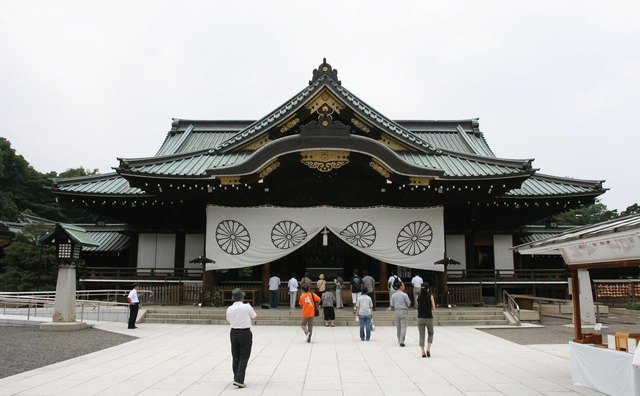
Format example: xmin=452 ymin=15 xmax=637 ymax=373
xmin=53 ymin=173 xmax=149 ymax=197
xmin=504 ymin=174 xmax=603 ymax=197
xmin=39 ymin=223 xmax=100 ymax=248
xmin=83 ymin=231 xmax=130 ymax=252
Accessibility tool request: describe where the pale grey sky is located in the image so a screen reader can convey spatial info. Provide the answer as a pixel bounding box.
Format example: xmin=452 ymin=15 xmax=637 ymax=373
xmin=1 ymin=1 xmax=638 ymax=212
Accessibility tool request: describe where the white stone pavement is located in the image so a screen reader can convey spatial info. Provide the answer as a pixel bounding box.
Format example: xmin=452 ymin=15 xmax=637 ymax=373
xmin=0 ymin=320 xmax=605 ymax=396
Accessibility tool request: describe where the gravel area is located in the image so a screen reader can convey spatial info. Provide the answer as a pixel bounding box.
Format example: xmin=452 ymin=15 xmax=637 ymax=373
xmin=481 ymin=313 xmax=640 ymax=345
xmin=0 ymin=327 xmax=136 ymax=379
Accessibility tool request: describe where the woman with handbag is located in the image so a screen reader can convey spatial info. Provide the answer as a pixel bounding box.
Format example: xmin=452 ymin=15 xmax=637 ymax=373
xmin=315 ymin=274 xmax=326 ymax=299
xmin=299 ymin=284 xmax=321 ymax=343
xmin=322 ymin=286 xmax=336 ymax=327
xmin=417 ymin=283 xmax=436 ymax=357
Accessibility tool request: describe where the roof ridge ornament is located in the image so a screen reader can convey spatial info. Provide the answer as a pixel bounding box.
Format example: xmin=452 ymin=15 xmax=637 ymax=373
xmin=310 ymin=58 xmax=341 ymax=85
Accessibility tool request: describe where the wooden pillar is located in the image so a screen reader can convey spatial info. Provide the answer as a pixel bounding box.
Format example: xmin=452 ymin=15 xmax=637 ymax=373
xmin=174 ymin=230 xmax=185 ymax=270
xmin=438 ymin=266 xmax=448 ymax=305
xmin=379 ymin=261 xmax=388 ymax=290
xmin=203 ymin=269 xmax=214 ymax=293
xmin=571 ymin=268 xmax=582 ymax=341
xmin=262 ymin=262 xmax=271 ymax=302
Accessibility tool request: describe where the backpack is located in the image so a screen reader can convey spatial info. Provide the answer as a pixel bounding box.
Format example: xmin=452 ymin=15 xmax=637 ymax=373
xmin=392 ymin=276 xmax=402 ymax=290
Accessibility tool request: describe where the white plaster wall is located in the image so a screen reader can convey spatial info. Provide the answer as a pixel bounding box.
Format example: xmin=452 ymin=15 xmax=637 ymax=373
xmin=493 ymin=235 xmax=515 ymax=273
xmin=445 ymin=235 xmax=467 ymax=269
xmin=155 ymin=234 xmax=176 ymax=273
xmin=137 ymin=234 xmax=157 ymax=270
xmin=184 ymin=234 xmax=205 ymax=269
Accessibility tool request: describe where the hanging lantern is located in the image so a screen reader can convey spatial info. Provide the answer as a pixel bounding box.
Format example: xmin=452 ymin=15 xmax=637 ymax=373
xmin=322 ymin=226 xmax=329 ymax=246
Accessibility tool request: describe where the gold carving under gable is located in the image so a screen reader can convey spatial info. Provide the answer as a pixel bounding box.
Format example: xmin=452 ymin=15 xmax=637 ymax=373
xmin=352 ymin=117 xmax=371 ymax=133
xmin=279 ymin=116 xmax=300 ymax=133
xmin=300 ymin=150 xmax=350 ymax=173
xmin=305 ymin=89 xmax=345 ymax=116
xmin=369 ymin=159 xmax=391 ymax=178
xmin=409 ymin=177 xmax=433 ymax=186
xmin=219 ymin=176 xmax=241 ymax=186
xmin=241 ymin=133 xmax=271 ymax=150
xmin=380 ymin=136 xmax=413 ymax=151
xmin=258 ymin=159 xmax=280 ymax=179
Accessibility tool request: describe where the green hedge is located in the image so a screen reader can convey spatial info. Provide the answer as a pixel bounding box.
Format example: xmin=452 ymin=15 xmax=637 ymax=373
xmin=627 ymin=302 xmax=640 ymax=311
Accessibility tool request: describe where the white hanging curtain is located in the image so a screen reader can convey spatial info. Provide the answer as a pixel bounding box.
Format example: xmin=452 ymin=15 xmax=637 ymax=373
xmin=206 ymin=205 xmax=444 ymax=271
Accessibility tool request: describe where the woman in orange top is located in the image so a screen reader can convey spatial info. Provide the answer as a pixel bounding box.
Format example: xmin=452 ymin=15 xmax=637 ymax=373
xmin=299 ymin=284 xmax=321 ymax=343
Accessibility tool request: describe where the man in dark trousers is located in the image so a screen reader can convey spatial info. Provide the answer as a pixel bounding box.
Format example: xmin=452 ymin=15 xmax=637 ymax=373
xmin=226 ymin=288 xmax=258 ymax=388
xmin=127 ymin=282 xmax=140 ymax=329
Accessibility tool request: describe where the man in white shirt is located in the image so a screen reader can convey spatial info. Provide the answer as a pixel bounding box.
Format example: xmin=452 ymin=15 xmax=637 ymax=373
xmin=127 ymin=282 xmax=140 ymax=329
xmin=268 ymin=274 xmax=280 ymax=309
xmin=411 ymin=273 xmax=424 ymax=309
xmin=226 ymin=288 xmax=258 ymax=388
xmin=287 ymin=273 xmax=299 ymax=309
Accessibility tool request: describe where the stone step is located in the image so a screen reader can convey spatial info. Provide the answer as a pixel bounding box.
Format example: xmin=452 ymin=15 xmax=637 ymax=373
xmin=145 ymin=313 xmax=504 ymax=322
xmin=142 ymin=318 xmax=509 ymax=326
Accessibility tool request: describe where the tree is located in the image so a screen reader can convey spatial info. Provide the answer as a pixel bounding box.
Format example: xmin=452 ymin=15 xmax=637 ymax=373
xmin=620 ymin=204 xmax=640 ymax=217
xmin=0 ymin=223 xmax=56 ymax=292
xmin=0 ymin=138 xmax=99 ymax=223
xmin=58 ymin=167 xmax=99 ymax=178
xmin=553 ymin=201 xmax=619 ymax=226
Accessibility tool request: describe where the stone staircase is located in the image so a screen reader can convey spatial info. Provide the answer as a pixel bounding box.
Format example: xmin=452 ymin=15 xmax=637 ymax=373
xmin=142 ymin=306 xmax=509 ymax=326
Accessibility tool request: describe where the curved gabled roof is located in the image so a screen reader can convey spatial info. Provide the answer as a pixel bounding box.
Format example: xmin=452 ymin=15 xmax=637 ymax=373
xmin=504 ymin=174 xmax=605 ymax=197
xmin=52 ymin=173 xmax=149 ymax=197
xmin=49 ymin=60 xmax=605 ymax=203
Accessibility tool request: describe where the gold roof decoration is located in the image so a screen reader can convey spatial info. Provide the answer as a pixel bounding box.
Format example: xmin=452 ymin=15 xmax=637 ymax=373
xmin=379 ymin=135 xmax=414 ymax=151
xmin=409 ymin=177 xmax=433 ymax=186
xmin=369 ymin=159 xmax=391 ymax=179
xmin=278 ymin=115 xmax=300 ymax=133
xmin=258 ymin=159 xmax=281 ymax=179
xmin=219 ymin=176 xmax=241 ymax=186
xmin=240 ymin=133 xmax=271 ymax=151
xmin=305 ymin=88 xmax=345 ymax=116
xmin=351 ymin=117 xmax=371 ymax=133
xmin=300 ymin=150 xmax=350 ymax=173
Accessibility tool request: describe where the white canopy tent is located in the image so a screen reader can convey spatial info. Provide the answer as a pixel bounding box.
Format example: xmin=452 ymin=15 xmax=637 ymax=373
xmin=513 ymin=213 xmax=640 ymax=340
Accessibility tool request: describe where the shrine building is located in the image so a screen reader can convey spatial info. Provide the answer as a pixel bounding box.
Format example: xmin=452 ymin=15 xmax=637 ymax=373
xmin=50 ymin=60 xmax=607 ymax=304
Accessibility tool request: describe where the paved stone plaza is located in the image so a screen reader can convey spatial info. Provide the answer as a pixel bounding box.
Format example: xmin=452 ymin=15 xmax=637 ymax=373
xmin=0 ymin=321 xmax=604 ymax=396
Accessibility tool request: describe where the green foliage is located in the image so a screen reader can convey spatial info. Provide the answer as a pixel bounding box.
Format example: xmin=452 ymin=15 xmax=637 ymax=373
xmin=0 ymin=223 xmax=57 ymax=292
xmin=58 ymin=167 xmax=99 ymax=178
xmin=553 ymin=201 xmax=620 ymax=226
xmin=620 ymin=204 xmax=640 ymax=217
xmin=628 ymin=302 xmax=640 ymax=311
xmin=0 ymin=138 xmax=98 ymax=223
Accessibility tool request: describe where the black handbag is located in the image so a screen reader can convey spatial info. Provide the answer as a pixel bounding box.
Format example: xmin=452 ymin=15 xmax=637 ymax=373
xmin=314 ymin=306 xmax=320 ymax=317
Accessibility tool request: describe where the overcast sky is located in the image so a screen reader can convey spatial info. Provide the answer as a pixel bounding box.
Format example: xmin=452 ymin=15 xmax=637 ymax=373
xmin=1 ymin=1 xmax=638 ymax=212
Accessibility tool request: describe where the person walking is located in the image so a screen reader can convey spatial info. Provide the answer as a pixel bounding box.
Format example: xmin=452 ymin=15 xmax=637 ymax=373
xmin=411 ymin=273 xmax=424 ymax=309
xmin=390 ymin=283 xmax=411 ymax=346
xmin=268 ymin=273 xmax=280 ymax=309
xmin=356 ymin=286 xmax=374 ymax=341
xmin=350 ymin=269 xmax=363 ymax=312
xmin=417 ymin=283 xmax=436 ymax=358
xmin=387 ymin=271 xmax=402 ymax=311
xmin=226 ymin=288 xmax=258 ymax=388
xmin=299 ymin=284 xmax=320 ymax=342
xmin=361 ymin=270 xmax=376 ymax=309
xmin=288 ymin=273 xmax=299 ymax=309
xmin=127 ymin=282 xmax=141 ymax=329
xmin=316 ymin=274 xmax=326 ymax=299
xmin=335 ymin=272 xmax=344 ymax=309
xmin=322 ymin=286 xmax=336 ymax=327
